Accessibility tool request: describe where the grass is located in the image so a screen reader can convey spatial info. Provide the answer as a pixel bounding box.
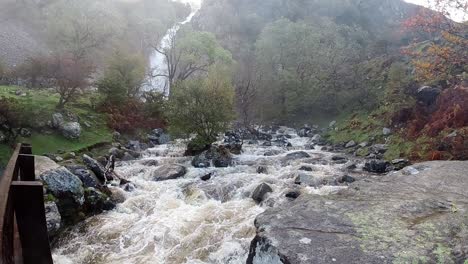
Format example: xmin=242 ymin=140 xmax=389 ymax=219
xmin=0 ymin=86 xmax=112 ymax=165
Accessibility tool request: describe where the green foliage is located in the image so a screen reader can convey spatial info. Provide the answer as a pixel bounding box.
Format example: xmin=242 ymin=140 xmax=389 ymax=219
xmin=167 ymin=66 xmax=235 ymax=145
xmin=97 ymin=49 xmax=146 ymax=104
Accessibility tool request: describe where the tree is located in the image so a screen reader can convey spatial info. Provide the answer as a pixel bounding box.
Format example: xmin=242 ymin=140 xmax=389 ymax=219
xmin=234 ymin=55 xmax=260 ymax=127
xmin=97 ymin=49 xmax=146 ymax=104
xmin=152 ymin=28 xmax=233 ymax=90
xmin=48 ymin=55 xmax=93 ymax=108
xmin=403 ymin=0 xmax=468 ymax=84
xmin=167 ymin=65 xmax=235 ymax=146
xmin=0 ymin=97 xmax=21 ymax=144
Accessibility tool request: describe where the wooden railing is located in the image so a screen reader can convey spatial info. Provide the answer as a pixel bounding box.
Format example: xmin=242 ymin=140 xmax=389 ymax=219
xmin=0 ymin=144 xmax=53 ymax=264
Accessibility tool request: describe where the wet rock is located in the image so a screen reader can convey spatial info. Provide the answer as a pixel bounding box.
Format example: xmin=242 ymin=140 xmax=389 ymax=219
xmin=112 ymin=131 xmax=121 ymax=140
xmin=108 ymin=147 xmax=125 ymax=159
xmin=297 ymin=127 xmax=313 ymax=137
xmin=44 ymin=202 xmax=61 ymax=237
xmin=60 ymin=122 xmax=81 ymax=139
xmin=264 ymin=150 xmax=282 ymax=156
xmin=152 ymin=164 xmax=187 ymax=181
xmin=329 ymin=120 xmax=337 ymax=127
xmin=138 ymin=159 xmax=159 ymax=167
xmin=83 ymin=187 xmax=115 ymax=215
xmin=285 ymin=151 xmax=310 ymax=160
xmin=294 ymin=173 xmax=324 ymax=187
xmin=108 ymin=186 xmax=126 ymax=204
xmin=346 ymin=162 xmax=357 ymax=170
xmin=223 ymin=131 xmax=242 ymax=154
xmin=123 ymin=182 xmax=136 ymax=192
xmin=127 ymin=140 xmax=141 ymax=152
xmin=251 ymin=183 xmax=273 ymax=204
xmin=345 ymin=140 xmax=357 ymax=148
xmin=299 ymin=166 xmax=313 ymax=172
xmin=262 ymin=141 xmax=272 ymax=147
xmin=192 ymin=153 xmax=211 ymax=168
xmin=339 ymin=175 xmax=356 ymax=184
xmin=82 ymin=154 xmax=107 ymax=182
xmin=364 ymin=159 xmax=391 ymax=173
xmin=285 ymin=190 xmax=300 ymax=199
xmin=121 ymin=152 xmax=135 ymax=161
xmin=40 ymin=167 xmax=84 ymax=205
xmin=249 ymin=161 xmax=468 ymax=263
xmin=66 ymin=165 xmax=101 ymax=189
xmin=391 ymin=159 xmax=410 ymax=170
xmin=257 ymin=166 xmax=268 ymax=174
xmin=331 ymin=155 xmax=348 ymax=164
xmin=310 ymin=134 xmax=322 ymax=144
xmin=212 ymin=146 xmax=233 ymax=168
xmin=148 ymin=128 xmax=171 ymax=145
xmin=200 ymin=173 xmax=212 ymax=181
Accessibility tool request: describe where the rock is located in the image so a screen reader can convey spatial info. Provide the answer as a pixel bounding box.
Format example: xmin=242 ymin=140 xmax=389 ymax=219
xmin=257 ymin=166 xmax=268 ymax=174
xmin=66 ymin=165 xmax=101 ymax=189
xmin=51 ymin=113 xmax=64 ymax=128
xmin=112 ymin=131 xmax=121 ymax=140
xmin=200 ymin=173 xmax=212 ymax=181
xmin=339 ymin=175 xmax=356 ymax=184
xmin=192 ymin=152 xmax=211 ymax=168
xmin=35 ymin=156 xmax=60 ymax=176
xmin=364 ymin=159 xmax=391 ymax=173
xmin=82 ymin=154 xmax=107 ymax=182
xmin=345 ymin=140 xmax=357 ymax=148
xmin=285 ymin=151 xmax=310 ymax=160
xmin=138 ymin=159 xmax=159 ymax=167
xmin=294 ymin=173 xmax=325 ymax=187
xmin=248 ymin=161 xmax=468 ymax=264
xmin=152 ymin=164 xmax=187 ymax=181
xmin=329 ymin=120 xmax=337 ymax=127
xmin=346 ymin=163 xmax=357 ymax=170
xmin=285 ymin=190 xmax=300 ymax=199
xmin=391 ymin=159 xmax=410 ymax=170
xmin=44 ymin=202 xmax=61 ymax=237
xmin=121 ymin=152 xmax=135 ymax=161
xmin=19 ymin=128 xmax=31 ymax=137
xmin=83 ymin=121 xmax=92 ymax=128
xmin=212 ymin=146 xmax=232 ymax=168
xmin=108 ymin=186 xmax=126 ymax=204
xmin=370 ymin=144 xmax=388 ymax=154
xmin=299 ymin=166 xmax=313 ymax=171
xmin=310 ymin=134 xmax=322 ymax=143
xmin=382 ymin=127 xmax=392 ymax=136
xmin=417 ymin=86 xmax=441 ymax=106
xmin=251 ymin=183 xmax=273 ymax=204
xmin=127 ymin=140 xmax=141 ymax=152
xmin=40 ymin=167 xmax=84 ymax=205
xmin=358 ymin=142 xmax=369 ymax=148
xmin=60 ymin=122 xmax=81 ymax=139
xmin=262 ymin=141 xmax=272 ymax=147
xmin=264 ymin=150 xmax=282 ymax=156
xmin=83 ymin=187 xmax=115 ymax=215
xmin=108 ymin=147 xmax=125 ymax=159
xmin=297 ymin=127 xmax=313 ymax=137
xmin=331 ymin=155 xmax=347 ymax=161
xmin=123 ymin=183 xmax=136 ymax=192
xmin=148 ymin=128 xmax=171 ymax=145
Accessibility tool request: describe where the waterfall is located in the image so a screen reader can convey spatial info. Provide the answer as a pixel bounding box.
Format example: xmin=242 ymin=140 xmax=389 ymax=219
xmin=146 ymin=0 xmax=202 ymax=95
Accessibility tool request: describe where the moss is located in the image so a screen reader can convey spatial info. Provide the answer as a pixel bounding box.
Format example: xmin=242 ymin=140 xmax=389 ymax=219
xmin=356 ymin=147 xmax=370 ymax=157
xmin=433 ymin=244 xmax=454 ymax=264
xmin=44 ymin=193 xmax=57 ymax=202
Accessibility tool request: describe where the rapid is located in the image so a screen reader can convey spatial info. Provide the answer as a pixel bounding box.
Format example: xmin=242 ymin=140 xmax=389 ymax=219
xmin=52 ymin=127 xmax=348 ymax=264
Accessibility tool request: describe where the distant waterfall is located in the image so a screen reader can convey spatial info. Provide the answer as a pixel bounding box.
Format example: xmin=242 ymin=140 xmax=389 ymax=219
xmin=145 ymin=1 xmax=201 ymax=95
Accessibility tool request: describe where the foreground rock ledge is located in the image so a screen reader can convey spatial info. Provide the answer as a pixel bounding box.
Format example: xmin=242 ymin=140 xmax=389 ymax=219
xmin=247 ymin=161 xmax=468 ymax=264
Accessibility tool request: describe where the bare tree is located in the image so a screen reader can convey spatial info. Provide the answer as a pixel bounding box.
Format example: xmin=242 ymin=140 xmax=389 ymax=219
xmin=234 ymin=56 xmax=260 ymax=128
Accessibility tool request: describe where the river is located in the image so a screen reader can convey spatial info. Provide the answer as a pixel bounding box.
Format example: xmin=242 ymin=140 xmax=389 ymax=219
xmin=52 ymin=127 xmax=347 ymax=263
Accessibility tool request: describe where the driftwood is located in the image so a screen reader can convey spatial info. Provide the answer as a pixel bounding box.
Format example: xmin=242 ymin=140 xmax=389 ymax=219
xmin=104 ymin=155 xmax=130 ymax=185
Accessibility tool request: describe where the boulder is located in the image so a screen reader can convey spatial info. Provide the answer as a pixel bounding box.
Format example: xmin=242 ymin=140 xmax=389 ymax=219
xmin=152 ymin=164 xmax=187 ymax=181
xmin=60 ymin=122 xmax=81 ymax=139
xmin=299 ymin=166 xmax=313 ymax=172
xmin=370 ymin=144 xmax=388 ymax=154
xmin=108 ymin=147 xmax=125 ymax=159
xmin=148 ymin=128 xmax=171 ymax=145
xmin=364 ymin=159 xmax=391 ymax=173
xmin=40 ymin=167 xmax=84 ymax=205
xmin=248 ymin=161 xmax=468 ymax=264
xmin=35 ymin=156 xmax=60 ymax=177
xmin=251 ymin=183 xmax=273 ymax=203
xmin=19 ymin=128 xmax=31 ymax=137
xmin=285 ymin=190 xmax=300 ymax=199
xmin=212 ymin=146 xmax=233 ymax=168
xmin=66 ymin=165 xmax=101 ymax=188
xmin=200 ymin=173 xmax=212 ymax=181
xmin=83 ymin=187 xmax=115 ymax=215
xmin=297 ymin=127 xmax=313 ymax=137
xmin=391 ymin=159 xmax=411 ymax=170
xmin=264 ymin=150 xmax=282 ymax=156
xmin=127 ymin=140 xmax=141 ymax=152
xmin=138 ymin=159 xmax=159 ymax=167
xmin=417 ymin=86 xmax=441 ymax=106
xmin=82 ymin=154 xmax=107 ymax=182
xmin=44 ymin=202 xmax=61 ymax=237
xmin=285 ymin=151 xmax=311 ymax=160
xmin=192 ymin=153 xmax=211 ymax=168
xmin=257 ymin=166 xmax=268 ymax=174
xmin=51 ymin=113 xmax=64 ymax=128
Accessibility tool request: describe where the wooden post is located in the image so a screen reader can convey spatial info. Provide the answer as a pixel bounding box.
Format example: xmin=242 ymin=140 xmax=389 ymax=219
xmin=17 ymin=155 xmax=35 ymax=182
xmin=19 ymin=145 xmax=32 ymax=155
xmin=11 ymin=182 xmax=53 ymax=264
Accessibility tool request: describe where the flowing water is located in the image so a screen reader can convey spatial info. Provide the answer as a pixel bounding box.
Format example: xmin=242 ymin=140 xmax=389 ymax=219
xmin=52 ymin=127 xmax=349 ymax=264
xmin=146 ymin=0 xmax=202 ymax=94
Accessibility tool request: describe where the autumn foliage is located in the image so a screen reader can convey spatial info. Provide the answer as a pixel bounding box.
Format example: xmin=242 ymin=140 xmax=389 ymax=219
xmin=402 ymin=0 xmax=467 ymax=83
